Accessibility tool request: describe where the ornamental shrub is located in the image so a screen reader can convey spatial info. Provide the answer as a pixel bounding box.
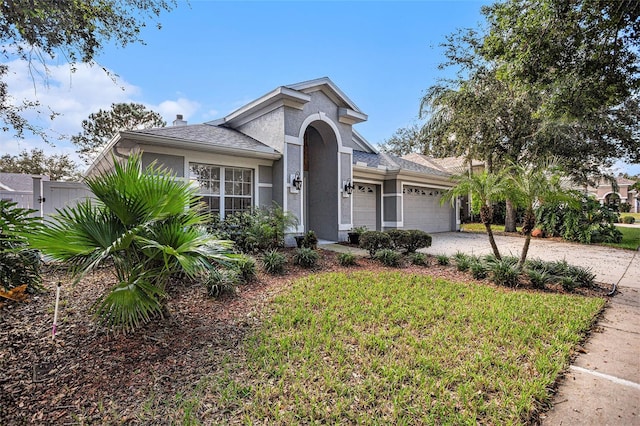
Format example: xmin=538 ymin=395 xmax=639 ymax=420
xmin=0 ymin=200 xmax=42 ymax=295
xmin=536 ymin=194 xmax=622 ymax=244
xmin=409 ymin=252 xmax=428 ymax=266
xmin=338 ymin=252 xmax=357 ymax=266
xmin=262 ymin=250 xmax=287 ymax=275
xmin=621 ymin=216 xmax=636 ymax=224
xmin=374 ymin=249 xmax=402 ymax=267
xmin=206 ymin=268 xmax=240 ymax=297
xmin=293 ymin=247 xmax=319 ymax=268
xmin=402 ymin=230 xmax=432 ymax=253
xmin=359 ymin=231 xmax=392 ymax=257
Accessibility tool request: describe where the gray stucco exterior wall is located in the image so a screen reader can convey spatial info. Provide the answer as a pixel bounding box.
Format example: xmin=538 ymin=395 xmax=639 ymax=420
xmin=383 ymin=179 xmax=402 ymax=227
xmin=237 ymin=108 xmax=285 ymax=153
xmin=142 ymin=152 xmax=185 ymax=177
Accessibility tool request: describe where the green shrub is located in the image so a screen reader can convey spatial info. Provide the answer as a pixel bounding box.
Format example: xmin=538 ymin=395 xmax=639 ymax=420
xmin=470 ymin=261 xmax=488 ymax=279
xmin=566 ymin=265 xmax=596 ymax=288
xmin=293 ymin=247 xmax=320 ymax=268
xmin=385 ymin=229 xmax=407 ymax=251
xmin=359 ymin=231 xmax=392 ymax=257
xmin=374 ymin=249 xmax=402 ymax=267
xmin=536 ymin=195 xmax=623 ymax=244
xmin=206 ymin=268 xmax=240 ymax=297
xmin=233 ymin=254 xmax=257 ymax=283
xmin=402 ymin=230 xmax=432 ymax=253
xmin=210 ymin=203 xmax=298 ymax=253
xmin=409 ymin=252 xmax=428 ymax=266
xmin=262 ymin=250 xmax=287 ymax=275
xmin=338 ymin=252 xmax=357 ymax=266
xmin=0 ymin=200 xmax=42 ymax=294
xmin=621 ymin=216 xmax=636 ymax=224
xmin=526 ymin=268 xmax=553 ymax=289
xmin=301 ymin=230 xmax=318 ymax=249
xmin=456 ymin=257 xmax=471 ymax=272
xmin=560 ymin=276 xmax=577 ymax=292
xmin=436 ymin=254 xmax=450 ymax=265
xmin=486 ymin=257 xmax=521 ymax=287
xmin=620 ymin=202 xmax=631 ymax=213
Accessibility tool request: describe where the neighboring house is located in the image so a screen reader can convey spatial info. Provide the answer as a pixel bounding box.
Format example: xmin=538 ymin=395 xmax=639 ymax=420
xmin=0 ymin=173 xmax=49 ymax=210
xmin=588 ymin=177 xmax=640 ymax=213
xmin=403 ymin=154 xmax=485 ymax=222
xmin=89 ymin=77 xmax=460 ymax=242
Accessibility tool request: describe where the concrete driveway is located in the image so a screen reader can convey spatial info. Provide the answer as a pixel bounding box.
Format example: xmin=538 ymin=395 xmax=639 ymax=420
xmin=421 ymin=232 xmax=639 ymax=289
xmin=421 ymin=232 xmax=639 ymax=425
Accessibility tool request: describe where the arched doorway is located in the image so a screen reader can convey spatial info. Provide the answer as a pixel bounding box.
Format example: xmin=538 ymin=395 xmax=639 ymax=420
xmin=604 ymin=192 xmax=621 ymax=210
xmin=302 ymin=121 xmax=339 ymax=241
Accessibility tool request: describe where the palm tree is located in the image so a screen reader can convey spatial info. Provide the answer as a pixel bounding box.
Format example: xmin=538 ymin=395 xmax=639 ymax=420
xmin=443 ymin=170 xmax=509 ymax=259
xmin=30 ymin=154 xmax=232 ymax=332
xmin=507 ymin=161 xmax=578 ymax=267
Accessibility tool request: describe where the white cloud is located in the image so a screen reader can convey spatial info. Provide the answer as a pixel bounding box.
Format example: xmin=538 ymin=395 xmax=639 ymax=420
xmin=152 ymin=98 xmax=201 ymax=124
xmin=0 ymin=59 xmax=203 ymax=167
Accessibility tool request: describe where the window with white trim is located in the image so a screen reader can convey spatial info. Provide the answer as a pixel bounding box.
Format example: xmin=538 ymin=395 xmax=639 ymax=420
xmin=189 ymin=163 xmax=253 ymax=218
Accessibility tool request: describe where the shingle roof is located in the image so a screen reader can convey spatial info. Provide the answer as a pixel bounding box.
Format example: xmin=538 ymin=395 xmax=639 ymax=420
xmin=0 ymin=173 xmax=49 ymax=191
xmin=403 ymin=154 xmax=483 ymax=173
xmin=353 ymin=151 xmax=450 ymax=177
xmin=129 ymin=124 xmax=279 ymax=155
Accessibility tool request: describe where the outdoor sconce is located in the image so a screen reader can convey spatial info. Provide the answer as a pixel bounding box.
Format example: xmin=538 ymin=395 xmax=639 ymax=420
xmin=343 ymin=178 xmax=354 ymax=196
xmin=290 ymin=171 xmax=302 ymax=192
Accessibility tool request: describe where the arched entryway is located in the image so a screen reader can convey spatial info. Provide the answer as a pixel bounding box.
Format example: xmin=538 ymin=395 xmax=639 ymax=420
xmin=604 ymin=192 xmax=621 ymax=209
xmin=302 ymin=121 xmax=339 ymax=241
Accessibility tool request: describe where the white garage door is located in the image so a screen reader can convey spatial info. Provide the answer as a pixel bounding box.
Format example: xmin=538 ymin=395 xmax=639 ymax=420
xmin=353 ymin=183 xmax=377 ymax=231
xmin=403 ymin=186 xmax=452 ymax=233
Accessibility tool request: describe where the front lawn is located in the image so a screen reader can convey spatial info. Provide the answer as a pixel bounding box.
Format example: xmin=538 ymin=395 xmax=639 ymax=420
xmin=461 ymin=222 xmax=522 ymax=233
xmin=170 ymin=271 xmax=604 ymax=424
xmin=605 ymin=226 xmax=640 ymax=250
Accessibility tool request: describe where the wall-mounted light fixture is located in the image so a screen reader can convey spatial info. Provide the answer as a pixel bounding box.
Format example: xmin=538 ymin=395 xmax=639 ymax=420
xmin=343 ymin=178 xmax=354 ymax=195
xmin=290 ymin=171 xmax=302 ymax=192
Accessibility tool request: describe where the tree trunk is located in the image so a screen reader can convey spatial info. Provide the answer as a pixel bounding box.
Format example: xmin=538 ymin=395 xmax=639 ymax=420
xmin=518 ymin=208 xmax=536 ymax=267
xmin=480 ymin=205 xmax=501 ymax=259
xmin=485 ymin=223 xmax=502 ymax=260
xmin=504 ymin=199 xmax=517 ymax=232
xmin=519 ymin=234 xmax=531 ymax=268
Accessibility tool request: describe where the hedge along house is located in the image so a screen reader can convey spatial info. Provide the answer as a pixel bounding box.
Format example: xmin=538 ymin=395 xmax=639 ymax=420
xmin=88 ymin=78 xmax=460 ymax=243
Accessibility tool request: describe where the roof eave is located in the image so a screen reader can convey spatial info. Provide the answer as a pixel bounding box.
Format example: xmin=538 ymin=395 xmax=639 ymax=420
xmin=215 ymin=87 xmax=311 ymax=128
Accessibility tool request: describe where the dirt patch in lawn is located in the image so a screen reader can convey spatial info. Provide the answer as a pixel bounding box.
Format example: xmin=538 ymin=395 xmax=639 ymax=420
xmin=0 ymin=250 xmax=611 ymax=424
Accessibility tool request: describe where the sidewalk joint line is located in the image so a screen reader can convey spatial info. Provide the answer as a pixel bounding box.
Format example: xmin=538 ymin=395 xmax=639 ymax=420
xmin=600 ymin=324 xmax=640 ymax=335
xmin=570 ymin=366 xmax=640 ymax=390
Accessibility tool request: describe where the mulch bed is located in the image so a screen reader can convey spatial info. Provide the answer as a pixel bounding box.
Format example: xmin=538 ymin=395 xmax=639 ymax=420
xmin=0 ymin=249 xmax=612 ymax=424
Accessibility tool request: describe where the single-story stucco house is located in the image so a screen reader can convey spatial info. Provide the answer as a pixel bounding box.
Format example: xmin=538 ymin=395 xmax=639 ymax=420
xmin=88 ymin=77 xmax=460 ymax=243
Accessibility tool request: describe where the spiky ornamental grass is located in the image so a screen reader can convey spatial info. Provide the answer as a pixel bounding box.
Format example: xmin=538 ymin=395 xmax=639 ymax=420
xmin=176 ymin=271 xmax=604 ymax=425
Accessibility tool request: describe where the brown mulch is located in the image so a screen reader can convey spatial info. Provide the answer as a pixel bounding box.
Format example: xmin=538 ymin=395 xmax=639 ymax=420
xmin=0 ymin=249 xmax=612 ymax=424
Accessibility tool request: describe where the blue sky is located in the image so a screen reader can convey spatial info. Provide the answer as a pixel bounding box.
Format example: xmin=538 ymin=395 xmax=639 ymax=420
xmin=2 ymin=0 xmax=638 ymax=175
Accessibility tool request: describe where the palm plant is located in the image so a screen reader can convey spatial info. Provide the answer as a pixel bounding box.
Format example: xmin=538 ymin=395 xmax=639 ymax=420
xmin=442 ymin=169 xmax=509 ymax=259
xmin=507 ymin=160 xmax=578 ymax=267
xmin=29 ymin=154 xmax=232 ymax=332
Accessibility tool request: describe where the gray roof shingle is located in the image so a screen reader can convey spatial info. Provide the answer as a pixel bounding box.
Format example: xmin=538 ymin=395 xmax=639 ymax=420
xmin=353 ymin=151 xmax=450 ymax=177
xmin=129 ymin=124 xmax=279 ymax=155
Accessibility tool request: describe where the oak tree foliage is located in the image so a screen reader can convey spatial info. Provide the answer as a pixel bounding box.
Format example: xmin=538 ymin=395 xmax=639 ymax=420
xmin=0 ymin=148 xmax=81 ymax=181
xmin=71 ymin=103 xmax=166 ymax=164
xmin=0 ymin=0 xmax=175 ymax=141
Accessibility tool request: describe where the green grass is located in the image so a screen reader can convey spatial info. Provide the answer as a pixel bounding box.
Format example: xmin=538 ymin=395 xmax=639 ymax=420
xmin=605 ymin=226 xmax=640 ymax=250
xmin=621 ymin=212 xmax=640 ymax=220
xmin=168 ymin=271 xmax=604 ymax=425
xmin=461 ymin=222 xmax=522 ymax=233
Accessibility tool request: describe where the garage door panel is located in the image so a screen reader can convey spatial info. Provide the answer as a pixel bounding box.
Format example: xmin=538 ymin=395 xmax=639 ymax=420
xmin=353 ymin=184 xmax=377 ymax=231
xmin=403 ymin=186 xmax=451 ymax=233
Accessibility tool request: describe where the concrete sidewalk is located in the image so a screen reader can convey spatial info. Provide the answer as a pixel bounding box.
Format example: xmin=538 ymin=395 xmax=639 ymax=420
xmin=321 ymin=232 xmax=640 ymax=424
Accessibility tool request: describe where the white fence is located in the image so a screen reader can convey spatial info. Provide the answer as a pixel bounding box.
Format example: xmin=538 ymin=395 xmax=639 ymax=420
xmin=0 ymin=190 xmax=33 ymax=209
xmin=41 ymin=181 xmax=93 ymax=218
